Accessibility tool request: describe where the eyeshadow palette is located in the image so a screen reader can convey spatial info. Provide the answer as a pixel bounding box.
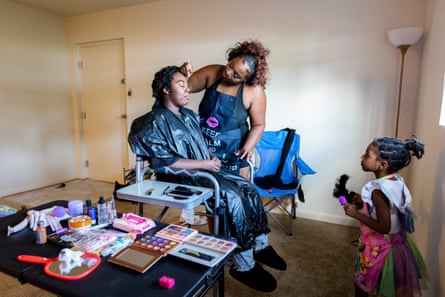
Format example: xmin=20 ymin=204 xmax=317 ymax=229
xmin=154 ymin=224 xmax=198 ymax=243
xmin=109 ymin=224 xmax=236 ymax=272
xmin=168 ymin=233 xmax=237 ymax=267
xmin=132 ymin=234 xmax=179 ymax=253
xmin=108 ymin=234 xmax=180 ymax=273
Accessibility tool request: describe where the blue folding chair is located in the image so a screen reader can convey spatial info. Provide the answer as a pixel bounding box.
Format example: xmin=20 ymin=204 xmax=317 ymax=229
xmin=250 ymin=129 xmax=316 ymax=235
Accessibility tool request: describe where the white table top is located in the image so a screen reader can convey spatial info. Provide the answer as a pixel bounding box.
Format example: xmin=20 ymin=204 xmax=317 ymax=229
xmin=116 ymin=180 xmax=213 ymax=209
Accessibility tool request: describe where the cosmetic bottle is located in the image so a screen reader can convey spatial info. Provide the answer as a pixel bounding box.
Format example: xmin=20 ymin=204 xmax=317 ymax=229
xmin=97 ymin=196 xmax=108 ymax=225
xmin=36 ymin=221 xmax=47 ymax=244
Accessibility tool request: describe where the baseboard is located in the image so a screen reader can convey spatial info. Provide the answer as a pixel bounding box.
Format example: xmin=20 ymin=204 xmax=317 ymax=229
xmin=263 ymin=197 xmax=359 ymax=227
xmin=0 ymin=177 xmax=78 ymax=198
xmin=295 ymin=208 xmax=359 ymax=227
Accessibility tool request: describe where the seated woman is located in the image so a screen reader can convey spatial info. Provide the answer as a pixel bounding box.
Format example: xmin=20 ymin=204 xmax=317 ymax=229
xmin=128 ymin=66 xmax=286 ymax=293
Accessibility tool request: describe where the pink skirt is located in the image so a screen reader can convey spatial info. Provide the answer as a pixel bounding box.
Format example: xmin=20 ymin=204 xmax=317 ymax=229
xmin=355 ymin=231 xmax=429 ymax=297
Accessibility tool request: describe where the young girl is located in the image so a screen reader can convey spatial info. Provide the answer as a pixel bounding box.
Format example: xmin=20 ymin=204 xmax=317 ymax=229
xmin=343 ymin=136 xmax=428 ymax=297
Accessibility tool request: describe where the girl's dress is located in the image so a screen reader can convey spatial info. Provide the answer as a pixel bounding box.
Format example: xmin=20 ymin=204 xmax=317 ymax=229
xmin=355 ymin=174 xmax=428 ymax=296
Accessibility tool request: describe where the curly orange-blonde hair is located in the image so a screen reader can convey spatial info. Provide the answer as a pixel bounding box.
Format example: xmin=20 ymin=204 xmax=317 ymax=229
xmin=226 ymin=39 xmax=270 ymax=87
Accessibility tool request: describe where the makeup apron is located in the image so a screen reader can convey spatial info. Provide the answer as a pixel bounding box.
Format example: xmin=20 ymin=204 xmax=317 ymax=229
xmin=199 ymin=80 xmax=249 ymax=174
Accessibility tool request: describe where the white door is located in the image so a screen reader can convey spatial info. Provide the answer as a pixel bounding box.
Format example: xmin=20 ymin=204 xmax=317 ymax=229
xmin=79 ymin=39 xmax=128 ymax=183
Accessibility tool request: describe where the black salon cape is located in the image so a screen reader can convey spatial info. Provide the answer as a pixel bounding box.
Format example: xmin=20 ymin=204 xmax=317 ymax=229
xmin=128 ymin=106 xmax=270 ymax=250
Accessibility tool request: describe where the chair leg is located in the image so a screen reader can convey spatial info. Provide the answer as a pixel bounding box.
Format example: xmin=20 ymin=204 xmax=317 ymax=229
xmin=267 ymin=212 xmax=293 ymax=236
xmin=263 ymin=195 xmax=294 ymax=236
xmin=291 ymin=194 xmax=297 ymax=219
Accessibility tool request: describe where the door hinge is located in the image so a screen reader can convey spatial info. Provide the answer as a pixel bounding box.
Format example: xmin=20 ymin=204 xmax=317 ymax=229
xmin=81 ymin=111 xmax=87 ymax=120
xmin=78 ymin=60 xmax=83 ymax=69
xmin=85 ymin=160 xmax=89 ymax=168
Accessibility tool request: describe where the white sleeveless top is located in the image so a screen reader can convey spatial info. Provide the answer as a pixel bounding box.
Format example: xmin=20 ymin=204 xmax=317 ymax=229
xmin=361 ymin=174 xmax=413 ymax=234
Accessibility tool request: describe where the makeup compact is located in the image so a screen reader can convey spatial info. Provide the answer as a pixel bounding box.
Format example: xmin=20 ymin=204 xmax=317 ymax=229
xmin=168 ymin=233 xmax=237 ymax=267
xmin=108 ymin=229 xmax=181 ymax=273
xmin=108 ymin=245 xmax=165 ymax=273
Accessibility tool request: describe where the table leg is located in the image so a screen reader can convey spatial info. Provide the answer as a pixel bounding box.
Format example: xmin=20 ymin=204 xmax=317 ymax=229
xmin=218 ymin=268 xmax=225 ymax=297
xmin=138 ymin=202 xmax=144 ymax=216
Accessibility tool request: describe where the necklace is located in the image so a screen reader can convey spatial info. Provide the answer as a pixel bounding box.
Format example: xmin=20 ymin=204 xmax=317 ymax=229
xmin=376 ymin=173 xmax=395 ymax=182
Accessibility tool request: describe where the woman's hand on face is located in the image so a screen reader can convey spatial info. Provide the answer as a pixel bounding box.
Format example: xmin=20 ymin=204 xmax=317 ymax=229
xmin=180 ymin=61 xmax=193 ymax=78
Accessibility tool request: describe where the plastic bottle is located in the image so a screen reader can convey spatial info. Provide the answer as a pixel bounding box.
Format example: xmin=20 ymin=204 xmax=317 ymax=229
xmin=88 ymin=206 xmax=97 ymax=225
xmin=107 ymin=194 xmax=117 ymax=224
xmin=84 ymin=199 xmax=92 ymax=215
xmin=36 ymin=221 xmax=47 ymax=244
xmin=97 ymin=196 xmax=108 ymax=225
xmin=181 ymin=209 xmax=195 ymax=225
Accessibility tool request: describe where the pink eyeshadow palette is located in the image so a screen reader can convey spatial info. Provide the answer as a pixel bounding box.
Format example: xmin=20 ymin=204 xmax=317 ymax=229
xmin=187 ymin=234 xmax=235 ymax=253
xmin=168 ymin=233 xmax=237 ymax=267
xmin=154 ymin=224 xmax=198 ymax=243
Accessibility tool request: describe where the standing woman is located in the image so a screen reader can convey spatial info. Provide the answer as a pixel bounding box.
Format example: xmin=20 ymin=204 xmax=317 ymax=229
xmin=182 ymin=40 xmax=270 ymax=179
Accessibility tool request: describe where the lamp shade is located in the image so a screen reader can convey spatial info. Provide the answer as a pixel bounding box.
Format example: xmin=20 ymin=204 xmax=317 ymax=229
xmin=387 ymin=27 xmax=423 ymax=47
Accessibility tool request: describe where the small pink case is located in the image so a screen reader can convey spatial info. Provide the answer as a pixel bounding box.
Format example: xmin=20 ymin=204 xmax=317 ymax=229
xmin=159 ymin=275 xmax=175 ymax=288
xmin=112 ymin=213 xmax=155 ymax=234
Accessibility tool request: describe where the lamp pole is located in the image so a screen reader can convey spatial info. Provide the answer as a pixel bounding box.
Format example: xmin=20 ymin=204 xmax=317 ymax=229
xmin=387 ymin=26 xmax=423 ymax=138
xmin=394 ymin=45 xmax=410 ymax=138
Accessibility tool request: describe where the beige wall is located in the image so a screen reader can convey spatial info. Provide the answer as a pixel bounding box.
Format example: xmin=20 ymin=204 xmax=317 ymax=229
xmin=66 ymin=1 xmax=443 ymax=294
xmin=67 ymin=0 xmax=426 ymax=226
xmin=410 ymin=0 xmax=445 ymax=293
xmin=0 ymin=0 xmax=75 ymax=195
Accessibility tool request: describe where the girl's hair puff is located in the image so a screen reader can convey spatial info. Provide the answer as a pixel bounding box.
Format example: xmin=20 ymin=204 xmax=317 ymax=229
xmin=373 ymin=135 xmax=425 ymax=173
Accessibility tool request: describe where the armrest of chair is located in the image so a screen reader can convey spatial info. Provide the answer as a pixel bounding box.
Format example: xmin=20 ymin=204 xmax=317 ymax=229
xmin=247 ymin=160 xmax=255 ymax=183
xmin=295 ymin=157 xmax=316 ymax=176
xmin=152 ymin=167 xmax=221 ymax=234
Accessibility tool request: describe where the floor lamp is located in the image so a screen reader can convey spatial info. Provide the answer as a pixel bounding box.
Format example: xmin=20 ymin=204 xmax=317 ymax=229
xmin=387 ymin=27 xmax=423 ymax=137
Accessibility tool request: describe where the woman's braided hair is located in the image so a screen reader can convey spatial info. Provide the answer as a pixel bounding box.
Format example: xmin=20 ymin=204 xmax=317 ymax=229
xmin=373 ymin=135 xmax=425 ymax=173
xmin=151 ymin=65 xmax=181 ymax=108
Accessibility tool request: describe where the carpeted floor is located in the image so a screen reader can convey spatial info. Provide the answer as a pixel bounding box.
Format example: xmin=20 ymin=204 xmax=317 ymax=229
xmin=0 ymin=179 xmax=359 ymax=297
